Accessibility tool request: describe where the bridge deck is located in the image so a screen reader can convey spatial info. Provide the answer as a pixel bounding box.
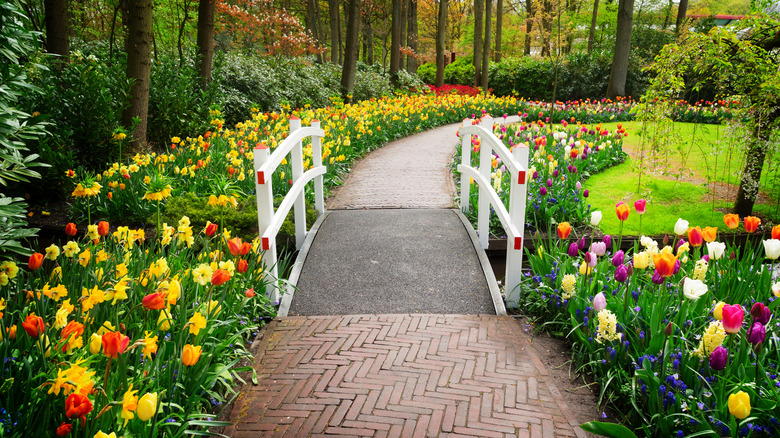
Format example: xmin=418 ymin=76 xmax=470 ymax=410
xmin=289 ymin=209 xmax=495 ymax=316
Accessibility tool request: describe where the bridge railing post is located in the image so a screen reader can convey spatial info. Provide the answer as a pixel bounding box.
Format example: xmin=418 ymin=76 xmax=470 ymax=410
xmin=460 ymin=119 xmax=472 ymax=213
xmin=254 ymin=144 xmax=280 ymax=304
xmin=506 ymin=144 xmax=529 ymax=308
xmin=289 ymin=117 xmax=307 ymax=250
xmin=311 ymin=120 xmax=325 ymax=216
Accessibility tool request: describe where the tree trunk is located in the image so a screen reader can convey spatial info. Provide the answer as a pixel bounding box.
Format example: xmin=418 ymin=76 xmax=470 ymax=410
xmin=177 ymin=1 xmax=190 ymax=67
xmin=390 ymin=0 xmax=401 ymax=83
xmin=365 ymin=13 xmax=374 ymax=65
xmin=675 ymin=0 xmax=688 ymax=33
xmin=123 ymin=0 xmax=154 ymax=150
xmin=540 ymin=0 xmax=552 ymax=57
xmin=662 ymin=0 xmax=673 ymax=29
xmin=407 ymin=0 xmax=418 ymax=73
xmin=329 ymin=0 xmax=339 ymax=63
xmin=341 ymin=0 xmax=361 ymax=101
xmin=481 ymin=0 xmax=491 ymax=93
xmin=196 ymin=0 xmax=215 ymax=88
xmin=339 ymin=0 xmax=345 ymax=64
xmin=606 ymin=0 xmax=633 ymax=99
xmin=306 ymin=0 xmax=322 ymax=62
xmin=316 ymin=0 xmax=325 ymax=62
xmin=44 ymin=0 xmax=70 ymax=65
xmin=493 ymin=0 xmax=502 ymax=62
xmin=587 ymin=0 xmax=599 ymax=52
xmin=733 ymin=126 xmax=770 ymax=217
xmin=435 ymin=0 xmax=448 ymax=87
xmin=400 ymin=0 xmax=407 ymax=60
xmin=524 ymin=0 xmax=533 ymax=55
xmin=473 ymin=0 xmax=483 ymax=87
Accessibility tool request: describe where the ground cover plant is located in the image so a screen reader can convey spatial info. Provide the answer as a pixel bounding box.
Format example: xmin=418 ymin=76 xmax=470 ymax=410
xmin=0 ymin=219 xmax=273 ymax=437
xmin=520 ymin=212 xmax=780 ymax=437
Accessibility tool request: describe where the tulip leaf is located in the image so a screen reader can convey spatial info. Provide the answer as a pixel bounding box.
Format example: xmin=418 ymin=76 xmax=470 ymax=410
xmin=580 ymin=421 xmax=638 ymax=438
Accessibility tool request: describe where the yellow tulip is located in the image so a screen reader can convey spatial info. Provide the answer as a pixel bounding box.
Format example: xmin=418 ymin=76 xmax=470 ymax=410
xmin=182 ymin=344 xmax=202 ymax=366
xmin=728 ymin=391 xmax=751 ymax=420
xmin=93 ymin=431 xmax=117 ymax=438
xmin=158 ymin=308 xmax=172 ymax=331
xmin=713 ymin=301 xmax=726 ymax=321
xmin=88 ymin=333 xmax=102 ymax=355
xmin=137 ymin=392 xmax=158 ymax=421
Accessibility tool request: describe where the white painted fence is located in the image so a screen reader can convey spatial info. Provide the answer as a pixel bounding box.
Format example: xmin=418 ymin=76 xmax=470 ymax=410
xmin=254 ymin=117 xmax=326 ymax=303
xmin=457 ymin=117 xmax=529 ymax=307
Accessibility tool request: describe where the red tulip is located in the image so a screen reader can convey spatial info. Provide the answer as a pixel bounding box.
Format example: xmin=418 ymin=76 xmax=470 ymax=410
xmin=688 ymin=226 xmax=703 ymax=247
xmin=56 ymin=422 xmax=72 ymax=436
xmin=65 ymin=223 xmax=77 ymax=236
xmin=204 ymin=222 xmax=218 ymax=237
xmin=615 ymin=202 xmax=630 ymax=221
xmin=22 ymin=313 xmax=45 ymax=339
xmin=721 ymin=304 xmax=744 ymax=334
xmin=240 ymin=242 xmax=252 ymax=256
xmin=245 ymin=288 xmax=256 ymax=298
xmin=28 ymin=252 xmax=44 ymax=270
xmin=744 ymin=216 xmax=760 ymax=233
xmin=772 ymin=225 xmax=780 ymax=240
xmin=237 ymin=259 xmax=248 ymax=273
xmin=65 ymin=393 xmax=92 ymax=424
xmin=634 ymin=199 xmax=646 ymax=215
xmin=142 ymin=292 xmax=167 ymax=310
xmin=102 ymin=331 xmax=130 ymax=358
xmin=211 ymin=269 xmax=231 ymax=286
xmin=227 ymin=237 xmax=243 ymax=256
xmin=97 ymin=221 xmax=109 ymax=237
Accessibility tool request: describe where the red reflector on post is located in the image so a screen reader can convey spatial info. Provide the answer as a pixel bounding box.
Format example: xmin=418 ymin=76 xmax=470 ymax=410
xmin=518 ymin=171 xmax=526 ymax=185
xmin=257 ymin=171 xmax=265 ymax=185
xmin=514 ymin=236 xmax=522 ymax=250
xmin=262 ymin=237 xmax=271 ymax=250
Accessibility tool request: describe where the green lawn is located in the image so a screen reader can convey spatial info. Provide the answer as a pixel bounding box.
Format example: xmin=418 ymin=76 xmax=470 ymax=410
xmin=580 ymin=122 xmax=780 ymax=235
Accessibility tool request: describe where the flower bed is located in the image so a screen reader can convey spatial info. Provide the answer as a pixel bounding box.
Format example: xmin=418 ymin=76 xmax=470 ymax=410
xmin=0 ymin=220 xmax=274 ymax=436
xmin=521 ymin=211 xmax=780 ymax=437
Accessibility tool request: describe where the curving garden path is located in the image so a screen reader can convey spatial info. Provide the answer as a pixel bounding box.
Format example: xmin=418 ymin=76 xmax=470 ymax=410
xmin=223 ymin=117 xmax=590 ymax=437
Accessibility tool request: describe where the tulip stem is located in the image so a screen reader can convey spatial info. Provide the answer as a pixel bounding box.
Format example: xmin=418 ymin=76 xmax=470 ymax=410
xmin=104 ymin=357 xmax=113 ymax=400
xmin=617 ymin=221 xmax=624 ymax=253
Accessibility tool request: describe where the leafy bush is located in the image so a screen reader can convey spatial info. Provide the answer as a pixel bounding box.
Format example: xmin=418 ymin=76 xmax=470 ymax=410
xmin=417 ymin=62 xmax=435 ymax=84
xmin=444 ymin=56 xmax=476 ymax=86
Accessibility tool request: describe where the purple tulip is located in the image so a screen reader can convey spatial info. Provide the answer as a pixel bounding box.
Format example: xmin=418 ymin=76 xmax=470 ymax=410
xmin=577 ymin=237 xmax=586 ymax=251
xmin=540 ymin=186 xmax=547 ymax=196
xmin=593 ymin=292 xmax=607 ymax=312
xmin=627 ymin=263 xmax=634 ymax=277
xmin=747 ymin=322 xmax=766 ymax=346
xmin=568 ymin=242 xmax=579 ymax=257
xmin=591 ymin=242 xmax=606 ymax=256
xmin=751 ymin=302 xmax=772 ymax=325
xmin=612 ymin=250 xmax=625 ymax=267
xmin=651 ymin=271 xmax=664 ymax=284
xmin=702 ymin=255 xmax=710 ymax=263
xmin=673 ymin=259 xmax=681 ymax=274
xmin=547 ymin=178 xmax=553 ymax=187
xmin=614 ymin=264 xmax=628 ymax=283
xmin=602 ymin=234 xmax=612 ymax=248
xmin=583 ymin=189 xmax=589 ymax=198
xmin=532 ymin=171 xmax=538 ymax=179
xmin=553 ymin=169 xmax=559 ymax=178
xmin=674 ymin=238 xmax=685 ymax=253
xmin=709 ymin=346 xmax=728 ymax=371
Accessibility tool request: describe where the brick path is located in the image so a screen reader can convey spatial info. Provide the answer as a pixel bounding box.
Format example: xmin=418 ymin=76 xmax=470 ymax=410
xmin=224 ymin=314 xmax=587 ymax=437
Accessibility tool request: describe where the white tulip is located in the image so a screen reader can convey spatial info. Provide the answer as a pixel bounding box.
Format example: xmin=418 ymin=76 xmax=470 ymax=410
xmin=674 ymin=218 xmax=689 ymax=236
xmin=591 ymin=211 xmax=602 ymax=227
xmin=763 ymin=239 xmax=780 ymax=260
xmin=683 ymin=278 xmax=708 ymax=300
xmin=706 ymin=241 xmax=726 ymax=260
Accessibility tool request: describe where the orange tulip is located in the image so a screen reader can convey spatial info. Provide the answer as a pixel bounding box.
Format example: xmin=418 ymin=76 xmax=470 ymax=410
xmin=557 ymin=222 xmax=572 ymax=239
xmin=227 ymin=237 xmax=243 ymax=256
xmin=60 ymin=321 xmax=84 ymax=341
xmin=182 ymin=344 xmax=202 ymax=366
xmin=687 ymin=226 xmax=703 ymax=247
xmin=744 ymin=216 xmax=760 ymax=233
xmin=772 ymin=224 xmax=780 ymax=240
xmin=65 ymin=223 xmax=77 ymax=236
xmin=240 ymin=242 xmax=252 ymax=256
xmin=616 ymin=203 xmax=630 ymax=221
xmin=237 ymin=259 xmax=248 ymax=273
xmin=723 ymin=214 xmax=739 ymax=230
xmin=22 ymin=313 xmax=45 ymax=338
xmin=102 ymin=331 xmax=129 ymax=358
xmin=64 ymin=393 xmax=92 ymax=423
xmin=702 ymin=226 xmax=717 ymax=243
xmin=97 ymin=221 xmax=109 ymax=237
xmin=28 ymin=252 xmax=44 ymax=270
xmin=652 ymin=253 xmax=678 ymax=278
xmin=142 ymin=292 xmax=167 ymax=310
xmin=204 ymin=222 xmax=218 ymax=237
xmin=211 ymin=269 xmax=231 ymax=286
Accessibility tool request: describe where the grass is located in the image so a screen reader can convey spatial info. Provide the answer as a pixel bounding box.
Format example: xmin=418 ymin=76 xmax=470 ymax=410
xmin=577 ymin=121 xmax=780 ymax=235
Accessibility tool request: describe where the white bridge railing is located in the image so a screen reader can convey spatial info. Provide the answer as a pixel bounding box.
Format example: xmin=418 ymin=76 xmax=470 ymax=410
xmin=458 ymin=117 xmax=529 ymax=307
xmin=254 ymin=117 xmax=326 ymax=303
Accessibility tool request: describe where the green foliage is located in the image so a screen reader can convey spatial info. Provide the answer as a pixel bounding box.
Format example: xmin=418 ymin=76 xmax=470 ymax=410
xmin=0 ymin=0 xmax=49 ymax=258
xmin=417 ymin=62 xmax=435 ymax=84
xmin=580 ymin=421 xmax=638 ymax=438
xmin=444 ymin=56 xmax=476 ymax=86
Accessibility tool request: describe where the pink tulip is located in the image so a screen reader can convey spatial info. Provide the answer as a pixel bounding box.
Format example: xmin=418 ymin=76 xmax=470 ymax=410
xmin=593 ymin=292 xmax=607 ymax=312
xmin=634 ymin=199 xmax=647 ymax=215
xmin=722 ymin=304 xmax=744 ymax=334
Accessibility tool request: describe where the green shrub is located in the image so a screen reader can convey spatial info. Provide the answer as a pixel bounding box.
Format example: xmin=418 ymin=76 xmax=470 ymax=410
xmin=417 ymin=62 xmax=435 ymax=84
xmin=444 ymin=56 xmax=475 ymax=85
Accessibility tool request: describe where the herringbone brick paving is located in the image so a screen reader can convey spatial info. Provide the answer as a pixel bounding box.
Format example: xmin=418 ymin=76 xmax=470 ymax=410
xmin=224 ymin=314 xmax=587 ymax=437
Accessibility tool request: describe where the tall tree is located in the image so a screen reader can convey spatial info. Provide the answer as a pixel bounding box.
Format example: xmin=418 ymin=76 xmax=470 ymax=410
xmin=390 ymin=0 xmax=401 ymax=83
xmin=123 ymin=0 xmax=154 ymax=150
xmin=524 ymin=0 xmax=533 ymax=55
xmin=329 ymin=0 xmax=339 ymax=63
xmin=400 ymin=0 xmax=407 ymax=59
xmin=363 ymin=9 xmax=374 ymax=64
xmin=587 ymin=0 xmax=599 ymax=52
xmin=675 ymin=0 xmax=688 ymax=32
xmin=493 ymin=0 xmax=502 ymax=62
xmin=44 ymin=0 xmax=69 ymax=64
xmin=341 ymin=0 xmax=361 ymax=101
xmin=196 ymin=0 xmax=215 ymax=88
xmin=481 ymin=0 xmax=491 ymax=92
xmin=306 ymin=0 xmax=323 ymax=62
xmin=473 ymin=0 xmax=483 ymax=86
xmin=407 ymin=0 xmax=418 ymax=72
xmin=540 ymin=0 xmax=552 ymax=57
xmin=606 ymin=0 xmax=634 ymax=99
xmin=435 ymin=0 xmax=447 ymax=87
